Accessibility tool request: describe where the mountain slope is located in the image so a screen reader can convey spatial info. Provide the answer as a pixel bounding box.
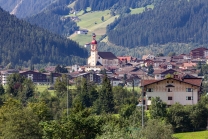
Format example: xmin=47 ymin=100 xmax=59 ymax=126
xmin=0 ymin=7 xmax=87 ymax=67
xmin=26 ymin=5 xmax=78 ymax=36
xmin=74 ymin=0 xmax=160 ymax=11
xmin=107 ymin=0 xmax=208 ymax=48
xmin=0 ymin=0 xmax=58 ymax=18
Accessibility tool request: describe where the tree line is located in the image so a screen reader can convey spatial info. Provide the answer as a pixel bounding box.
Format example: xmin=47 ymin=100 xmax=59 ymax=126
xmin=74 ymin=0 xmax=161 ymax=11
xmin=0 ymin=71 xmax=208 ymax=138
xmin=0 ymin=73 xmax=143 ymax=138
xmin=26 ymin=7 xmax=78 ymax=37
xmin=107 ymin=0 xmax=208 ymax=48
xmin=0 ymin=7 xmax=87 ymax=67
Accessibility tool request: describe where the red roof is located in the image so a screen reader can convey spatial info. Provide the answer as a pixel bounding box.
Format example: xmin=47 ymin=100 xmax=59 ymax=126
xmin=183 ymin=79 xmax=202 ymax=86
xmin=191 ymin=47 xmax=208 ymax=52
xmin=141 ymin=80 xmax=158 ymax=86
xmin=117 ymin=56 xmax=132 ymax=61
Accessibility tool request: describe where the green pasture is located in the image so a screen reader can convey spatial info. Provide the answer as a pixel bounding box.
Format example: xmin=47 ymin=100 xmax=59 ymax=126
xmin=68 ymin=9 xmax=119 ymax=45
xmin=76 ymin=10 xmax=112 ymax=31
xmin=125 ymin=87 xmax=141 ymax=93
xmin=67 ymin=5 xmax=154 ymax=45
xmin=130 ymin=5 xmax=154 ymax=15
xmin=69 ymin=34 xmax=102 ymax=46
xmin=36 ymin=85 xmax=76 ymax=96
xmin=36 ymin=85 xmax=55 ymax=96
xmin=173 ymin=131 xmax=208 ymax=139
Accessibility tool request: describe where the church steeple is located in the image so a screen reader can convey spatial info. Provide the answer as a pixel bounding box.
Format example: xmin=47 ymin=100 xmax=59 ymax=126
xmin=90 ymin=33 xmax=98 ymax=67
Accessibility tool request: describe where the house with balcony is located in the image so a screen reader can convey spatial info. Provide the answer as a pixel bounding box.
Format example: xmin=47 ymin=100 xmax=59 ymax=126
xmin=0 ymin=69 xmax=19 ymax=85
xmin=20 ymin=70 xmax=62 ymax=85
xmin=141 ymin=75 xmax=202 ymax=109
xmin=190 ymin=47 xmax=208 ymax=59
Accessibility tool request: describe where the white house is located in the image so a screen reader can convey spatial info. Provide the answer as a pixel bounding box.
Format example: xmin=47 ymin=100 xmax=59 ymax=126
xmin=141 ymin=76 xmax=202 ymax=109
xmin=142 ymin=54 xmax=155 ymax=60
xmin=0 ymin=69 xmax=19 ymax=85
xmin=76 ymin=29 xmax=88 ymax=34
xmin=110 ymin=77 xmax=123 ymax=86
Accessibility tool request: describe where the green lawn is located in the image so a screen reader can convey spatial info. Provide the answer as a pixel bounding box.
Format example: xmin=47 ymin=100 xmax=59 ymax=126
xmin=173 ymin=131 xmax=208 ymax=139
xmin=36 ymin=85 xmax=55 ymax=96
xmin=36 ymin=85 xmax=77 ymax=96
xmin=126 ymin=87 xmax=141 ymax=93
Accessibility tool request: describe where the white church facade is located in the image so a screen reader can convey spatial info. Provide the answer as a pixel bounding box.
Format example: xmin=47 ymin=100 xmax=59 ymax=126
xmin=86 ymin=34 xmax=119 ymax=71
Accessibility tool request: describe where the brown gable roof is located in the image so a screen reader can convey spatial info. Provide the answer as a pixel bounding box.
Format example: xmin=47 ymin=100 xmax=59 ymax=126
xmin=160 ymin=69 xmax=180 ymax=74
xmin=183 ymin=79 xmax=202 ymax=86
xmin=141 ymin=80 xmax=158 ymax=86
xmin=141 ymin=77 xmax=202 ymax=87
xmin=98 ymin=52 xmax=117 ymax=60
xmin=191 ymin=47 xmax=208 ymax=52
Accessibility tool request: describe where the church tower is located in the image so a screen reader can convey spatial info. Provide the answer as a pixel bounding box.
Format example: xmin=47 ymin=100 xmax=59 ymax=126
xmin=90 ymin=33 xmax=98 ymax=67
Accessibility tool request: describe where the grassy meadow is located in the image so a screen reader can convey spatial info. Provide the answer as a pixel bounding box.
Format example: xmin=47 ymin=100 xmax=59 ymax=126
xmin=68 ymin=8 xmax=118 ymax=45
xmin=36 ymin=85 xmax=76 ymax=96
xmin=130 ymin=5 xmax=154 ymax=15
xmin=68 ymin=5 xmax=154 ymax=46
xmin=126 ymin=86 xmax=141 ymax=93
xmin=173 ymin=131 xmax=208 ymax=139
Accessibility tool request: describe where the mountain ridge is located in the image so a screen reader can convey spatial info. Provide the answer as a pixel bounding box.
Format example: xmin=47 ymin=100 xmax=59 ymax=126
xmin=0 ymin=7 xmax=87 ymax=67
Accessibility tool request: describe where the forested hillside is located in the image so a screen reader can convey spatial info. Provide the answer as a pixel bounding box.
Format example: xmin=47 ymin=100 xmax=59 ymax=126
xmin=0 ymin=0 xmax=57 ymax=18
xmin=0 ymin=7 xmax=87 ymax=67
xmin=107 ymin=0 xmax=208 ymax=48
xmin=74 ymin=0 xmax=161 ymax=11
xmin=26 ymin=5 xmax=77 ymax=36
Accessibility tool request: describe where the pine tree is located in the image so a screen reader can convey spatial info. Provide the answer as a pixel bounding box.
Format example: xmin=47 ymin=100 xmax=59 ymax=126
xmin=80 ymin=78 xmax=91 ymax=107
xmin=0 ymin=84 xmax=5 ymax=96
xmin=99 ymin=74 xmax=115 ymax=113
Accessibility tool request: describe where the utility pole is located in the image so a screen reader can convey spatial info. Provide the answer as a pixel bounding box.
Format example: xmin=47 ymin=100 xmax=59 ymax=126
xmin=67 ymin=74 xmax=69 ymax=117
xmin=192 ymin=88 xmax=193 ymax=105
xmin=142 ymin=70 xmax=144 ymax=128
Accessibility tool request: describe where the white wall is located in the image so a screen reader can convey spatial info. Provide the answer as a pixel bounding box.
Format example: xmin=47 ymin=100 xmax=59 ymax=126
xmin=145 ymin=80 xmax=199 ymax=106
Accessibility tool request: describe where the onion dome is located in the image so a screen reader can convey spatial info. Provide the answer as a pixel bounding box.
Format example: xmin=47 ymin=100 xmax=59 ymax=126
xmin=91 ymin=39 xmax=97 ymax=44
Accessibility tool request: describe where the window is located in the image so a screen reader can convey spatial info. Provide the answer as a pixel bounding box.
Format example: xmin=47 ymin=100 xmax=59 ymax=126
xmin=168 ymin=88 xmax=171 ymax=92
xmin=168 ymin=96 xmax=172 ymax=100
xmin=186 ymin=88 xmax=192 ymax=92
xmin=172 ymin=81 xmax=174 ymax=83
xmin=146 ymin=88 xmax=153 ymax=92
xmin=186 ymin=96 xmax=193 ymax=100
xmin=167 ymin=81 xmax=169 ymax=83
xmin=148 ymin=96 xmax=152 ymax=100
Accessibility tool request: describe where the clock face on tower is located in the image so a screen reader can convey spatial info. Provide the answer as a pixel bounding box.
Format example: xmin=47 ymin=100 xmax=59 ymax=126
xmin=91 ymin=45 xmax=97 ymax=51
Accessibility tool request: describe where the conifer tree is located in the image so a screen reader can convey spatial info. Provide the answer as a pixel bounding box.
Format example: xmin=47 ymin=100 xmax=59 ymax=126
xmin=100 ymin=74 xmax=115 ymax=113
xmin=0 ymin=84 xmax=5 ymax=96
xmin=80 ymin=78 xmax=91 ymax=107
